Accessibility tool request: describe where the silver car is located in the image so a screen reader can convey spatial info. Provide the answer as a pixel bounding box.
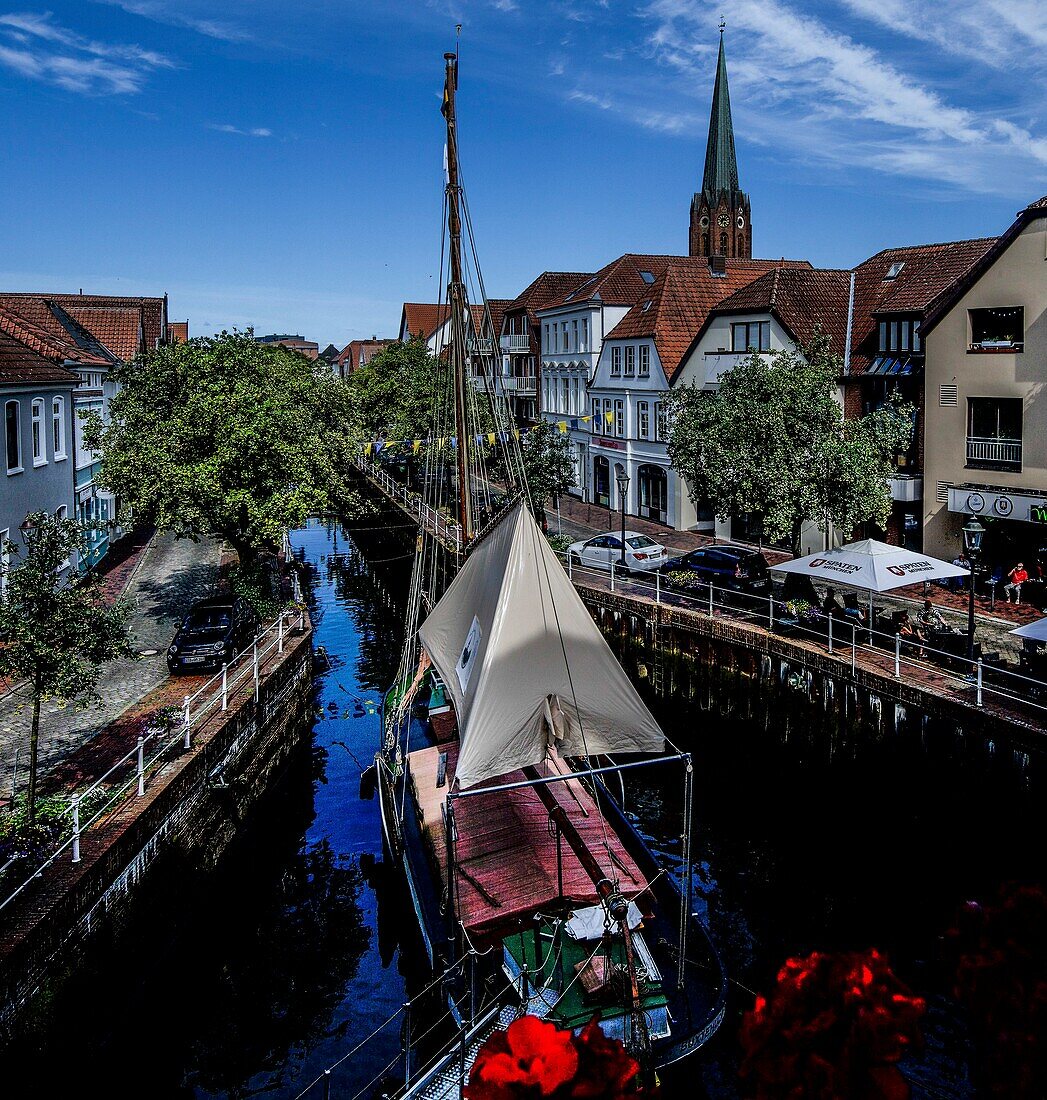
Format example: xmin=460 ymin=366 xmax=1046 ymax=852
xmin=567 ymin=532 xmax=668 ymax=574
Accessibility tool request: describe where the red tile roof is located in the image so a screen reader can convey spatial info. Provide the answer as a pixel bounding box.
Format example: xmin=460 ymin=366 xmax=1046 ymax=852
xmin=605 ymin=256 xmax=812 ymax=382
xmin=401 ymin=303 xmax=451 ymax=340
xmin=711 ymin=267 xmax=853 ymax=358
xmin=0 ymin=293 xmax=166 ymax=352
xmin=1022 ymin=194 xmax=1047 ymax=212
xmin=0 ymin=326 xmax=80 ymax=387
xmin=0 ymin=298 xmax=115 ymax=365
xmin=505 ymin=272 xmax=594 ymax=315
xmin=62 ymin=305 xmax=142 ymax=361
xmin=337 ymin=339 xmax=396 ymax=371
xmin=848 ymin=238 xmax=995 ymax=373
xmin=471 ymin=299 xmax=512 ymax=341
xmin=548 ymin=254 xmax=682 ymax=310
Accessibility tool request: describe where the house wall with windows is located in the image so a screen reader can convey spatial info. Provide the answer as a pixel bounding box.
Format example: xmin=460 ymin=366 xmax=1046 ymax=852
xmin=674 ymin=312 xmax=789 ymax=390
xmin=2 ymin=376 xmax=78 ymax=591
xmin=588 ymin=334 xmax=697 ymax=531
xmin=538 ymin=301 xmax=630 ymax=495
xmin=923 ymin=206 xmax=1047 ymax=564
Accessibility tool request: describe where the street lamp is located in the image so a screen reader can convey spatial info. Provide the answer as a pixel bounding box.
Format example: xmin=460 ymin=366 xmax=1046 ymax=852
xmin=962 ymin=516 xmax=985 ymax=662
xmin=616 ymin=470 xmax=631 ymax=568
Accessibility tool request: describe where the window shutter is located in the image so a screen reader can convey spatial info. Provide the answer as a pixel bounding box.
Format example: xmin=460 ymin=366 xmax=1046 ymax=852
xmin=939 ymin=384 xmax=958 ymax=407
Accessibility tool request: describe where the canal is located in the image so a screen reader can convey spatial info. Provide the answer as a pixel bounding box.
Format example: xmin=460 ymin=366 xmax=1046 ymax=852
xmin=6 ymin=518 xmax=1046 ymax=1096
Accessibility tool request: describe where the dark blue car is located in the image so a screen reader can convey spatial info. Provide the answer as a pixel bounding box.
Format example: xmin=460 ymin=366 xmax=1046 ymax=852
xmin=660 ymin=544 xmax=771 ymax=597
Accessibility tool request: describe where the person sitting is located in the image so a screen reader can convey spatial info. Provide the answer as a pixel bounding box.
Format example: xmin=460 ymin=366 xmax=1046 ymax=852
xmin=1005 ymin=562 xmax=1029 ymax=604
xmin=918 ymin=599 xmax=953 ymax=634
xmin=842 ymin=591 xmax=868 ymax=624
xmin=897 ymin=610 xmax=927 ymax=657
xmin=821 ymin=587 xmax=845 ymax=617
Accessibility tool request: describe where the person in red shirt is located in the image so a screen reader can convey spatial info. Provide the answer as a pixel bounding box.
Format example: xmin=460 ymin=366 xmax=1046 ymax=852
xmin=1005 ymin=562 xmax=1029 ymax=603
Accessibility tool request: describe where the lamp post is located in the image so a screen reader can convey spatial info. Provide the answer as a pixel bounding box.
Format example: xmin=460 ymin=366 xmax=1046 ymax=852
xmin=616 ymin=470 xmax=631 ymax=568
xmin=962 ymin=516 xmax=985 ymax=663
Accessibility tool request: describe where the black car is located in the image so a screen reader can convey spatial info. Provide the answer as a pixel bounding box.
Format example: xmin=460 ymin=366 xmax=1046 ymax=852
xmin=660 ymin=544 xmax=771 ymax=597
xmin=167 ymin=596 xmax=259 ymax=674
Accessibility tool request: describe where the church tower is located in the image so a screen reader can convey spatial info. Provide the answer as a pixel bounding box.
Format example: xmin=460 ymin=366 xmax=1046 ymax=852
xmin=689 ymin=23 xmax=752 ymax=259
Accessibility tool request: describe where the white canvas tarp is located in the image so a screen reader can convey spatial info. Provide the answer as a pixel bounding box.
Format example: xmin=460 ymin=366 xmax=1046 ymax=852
xmin=1009 ymin=617 xmax=1047 ymax=642
xmin=418 ymin=503 xmax=664 ymax=789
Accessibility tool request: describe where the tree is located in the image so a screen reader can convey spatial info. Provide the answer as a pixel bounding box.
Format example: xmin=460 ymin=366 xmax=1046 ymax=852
xmin=520 ymin=420 xmax=575 ymax=522
xmin=85 ymin=331 xmax=356 ymax=570
xmin=0 ymin=514 xmax=136 ymax=824
xmin=345 ymin=336 xmax=444 ymax=444
xmin=664 ymin=333 xmax=914 ymax=555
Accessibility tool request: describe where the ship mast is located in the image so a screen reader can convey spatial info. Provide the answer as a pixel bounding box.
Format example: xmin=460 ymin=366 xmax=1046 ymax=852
xmin=442 ymin=51 xmax=474 ymax=543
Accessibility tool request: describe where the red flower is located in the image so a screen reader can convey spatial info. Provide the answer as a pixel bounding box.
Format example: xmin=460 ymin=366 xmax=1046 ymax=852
xmin=466 ymin=1015 xmax=646 ymax=1100
xmin=738 ymin=949 xmax=925 ymax=1100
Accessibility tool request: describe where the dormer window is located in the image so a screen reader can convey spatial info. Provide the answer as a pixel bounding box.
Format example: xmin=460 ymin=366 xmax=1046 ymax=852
xmin=877 ymin=318 xmax=921 ymax=354
xmin=885 ymin=262 xmax=905 ymax=280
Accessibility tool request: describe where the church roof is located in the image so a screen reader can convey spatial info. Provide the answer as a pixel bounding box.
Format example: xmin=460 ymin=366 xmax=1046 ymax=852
xmin=605 ymin=256 xmax=811 ymax=382
xmin=702 ymin=30 xmax=743 ymax=205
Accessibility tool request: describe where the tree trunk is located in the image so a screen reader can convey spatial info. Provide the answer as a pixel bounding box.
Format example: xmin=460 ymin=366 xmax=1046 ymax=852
xmin=791 ymin=518 xmax=804 ymax=559
xmin=27 ymin=676 xmax=41 ymax=826
xmin=227 ymin=534 xmax=259 ymax=573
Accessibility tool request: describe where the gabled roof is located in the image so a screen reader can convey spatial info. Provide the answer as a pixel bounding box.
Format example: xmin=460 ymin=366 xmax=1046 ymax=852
xmin=0 ymin=297 xmax=118 ymax=365
xmin=848 ymin=238 xmax=995 ymax=372
xmin=318 ymin=343 xmax=340 ymax=362
xmin=710 ymin=267 xmax=852 ymax=357
xmin=545 ymin=254 xmax=683 ymax=311
xmin=605 ymin=256 xmax=812 ymax=382
xmin=0 ymin=293 xmax=167 ymax=352
xmin=472 ymin=299 xmax=512 ymax=341
xmin=920 ymin=197 xmax=1047 ymax=339
xmin=337 ymin=338 xmax=396 ymax=369
xmin=400 ymin=303 xmax=451 ymax=340
xmin=505 ymin=271 xmax=593 ymax=315
xmin=0 ymin=325 xmax=80 ymax=387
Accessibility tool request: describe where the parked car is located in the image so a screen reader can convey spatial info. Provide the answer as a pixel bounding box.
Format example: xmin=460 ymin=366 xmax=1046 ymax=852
xmin=659 ymin=544 xmax=771 ymax=599
xmin=567 ymin=532 xmax=668 ymax=574
xmin=167 ymin=596 xmax=259 ymax=674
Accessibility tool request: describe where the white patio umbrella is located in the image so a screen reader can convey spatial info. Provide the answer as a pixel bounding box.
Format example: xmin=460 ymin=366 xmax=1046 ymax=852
xmin=1008 ymin=617 xmax=1047 ymax=642
xmin=771 ymin=538 xmax=970 ymax=620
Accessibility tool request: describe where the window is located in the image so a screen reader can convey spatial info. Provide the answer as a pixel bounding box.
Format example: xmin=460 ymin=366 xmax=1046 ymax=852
xmin=731 ymin=321 xmax=770 ymax=352
xmin=560 ymin=378 xmax=569 ymax=413
xmin=52 ymin=397 xmax=66 ymax=458
xmin=5 ymin=400 xmax=21 ymax=473
xmin=720 ymin=232 xmax=728 ymax=253
xmin=614 ymin=399 xmax=624 ymax=437
xmin=603 ymin=398 xmax=613 ymax=435
xmin=543 ymin=323 xmax=549 ymax=352
xmin=969 ymin=307 xmax=1024 ymax=350
xmin=592 ymin=398 xmax=600 ymax=428
xmin=655 ymin=402 xmax=667 ymax=442
xmin=639 ymin=345 xmax=650 ymax=376
xmin=580 ymin=318 xmax=588 ymax=352
xmin=966 ymin=397 xmax=1023 ymax=468
xmin=877 ymin=318 xmax=921 ymax=354
xmin=624 ymin=346 xmax=635 ymax=377
xmin=885 ymin=262 xmax=905 ymax=280
xmin=562 ymin=322 xmax=569 ymax=352
xmin=572 ymin=320 xmax=578 ymax=351
xmin=639 ymin=270 xmax=656 ymax=284
xmin=0 ymin=527 xmax=8 ymax=602
xmin=31 ymin=399 xmax=45 ymax=465
xmin=55 ymin=505 xmax=71 ymax=570
xmin=611 ymin=347 xmax=622 ymax=375
xmin=637 ymin=401 xmax=650 ymax=439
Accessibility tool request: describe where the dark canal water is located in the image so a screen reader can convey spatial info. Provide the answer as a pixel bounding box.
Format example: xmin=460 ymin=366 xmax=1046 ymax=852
xmin=6 ymin=518 xmax=1046 ymax=1097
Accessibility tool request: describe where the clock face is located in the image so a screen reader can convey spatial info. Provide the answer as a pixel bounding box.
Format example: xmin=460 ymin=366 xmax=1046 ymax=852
xmin=717 ymin=213 xmax=730 ymax=229
xmin=737 ymin=214 xmax=745 ymax=229
xmin=699 ymin=215 xmax=709 ymax=229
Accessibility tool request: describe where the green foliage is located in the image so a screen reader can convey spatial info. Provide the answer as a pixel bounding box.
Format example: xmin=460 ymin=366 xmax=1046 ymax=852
xmin=546 ymin=533 xmax=573 ymax=555
xmin=85 ymin=331 xmax=356 ymax=565
xmin=0 ymin=513 xmax=137 ymax=822
xmin=226 ymin=561 xmax=286 ymax=621
xmin=521 ymin=421 xmax=576 ymax=514
xmin=345 ymin=336 xmax=442 ymax=443
xmin=665 ymin=332 xmax=914 ymax=555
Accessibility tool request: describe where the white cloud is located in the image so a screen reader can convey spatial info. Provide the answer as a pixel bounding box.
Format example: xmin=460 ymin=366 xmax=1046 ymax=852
xmin=0 ymin=11 xmax=174 ymax=93
xmin=209 ymin=123 xmax=272 ymax=137
xmin=568 ymin=88 xmax=612 ymax=110
xmin=97 ymin=0 xmax=251 ymax=42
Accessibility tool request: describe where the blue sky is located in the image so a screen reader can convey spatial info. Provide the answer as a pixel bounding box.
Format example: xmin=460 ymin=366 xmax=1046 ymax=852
xmin=2 ymin=0 xmax=1046 ymax=346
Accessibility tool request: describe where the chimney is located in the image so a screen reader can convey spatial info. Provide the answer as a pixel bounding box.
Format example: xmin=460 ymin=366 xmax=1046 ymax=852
xmin=709 ymin=255 xmax=727 ymax=277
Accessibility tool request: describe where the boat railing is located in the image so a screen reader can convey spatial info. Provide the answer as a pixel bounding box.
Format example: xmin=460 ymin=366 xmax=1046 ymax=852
xmin=0 ymin=606 xmax=307 ymax=918
xmin=558 ymin=551 xmax=1047 ymax=729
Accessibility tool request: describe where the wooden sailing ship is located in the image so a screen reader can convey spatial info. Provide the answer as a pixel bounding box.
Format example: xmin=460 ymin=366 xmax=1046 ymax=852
xmin=369 ymin=49 xmax=726 ymax=1096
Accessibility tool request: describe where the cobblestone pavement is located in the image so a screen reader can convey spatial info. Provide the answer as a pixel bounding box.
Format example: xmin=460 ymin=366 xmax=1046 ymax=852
xmin=0 ymin=531 xmax=221 ymax=797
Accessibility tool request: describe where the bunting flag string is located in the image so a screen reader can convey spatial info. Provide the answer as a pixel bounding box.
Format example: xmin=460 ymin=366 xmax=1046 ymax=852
xmin=360 ymin=417 xmax=596 ymax=457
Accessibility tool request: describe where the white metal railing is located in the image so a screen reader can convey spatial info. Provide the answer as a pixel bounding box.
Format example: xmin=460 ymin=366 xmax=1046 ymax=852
xmin=559 ymin=551 xmax=1047 ymax=724
xmin=0 ymin=606 xmax=306 ymax=916
xmin=357 ymin=458 xmax=463 ymax=552
xmin=499 ymin=376 xmax=536 ymax=393
xmin=500 ymin=334 xmax=530 ymax=353
xmin=966 ymin=436 xmax=1022 ymax=465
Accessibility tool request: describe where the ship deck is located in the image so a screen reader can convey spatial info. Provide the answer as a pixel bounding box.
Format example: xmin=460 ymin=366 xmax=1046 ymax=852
xmin=407 ymin=744 xmax=649 ymax=946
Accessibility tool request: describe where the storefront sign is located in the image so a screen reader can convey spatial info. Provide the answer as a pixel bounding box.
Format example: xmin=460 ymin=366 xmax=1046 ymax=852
xmin=593 ymin=438 xmax=623 ymax=450
xmin=948 ymin=487 xmax=1047 ymax=525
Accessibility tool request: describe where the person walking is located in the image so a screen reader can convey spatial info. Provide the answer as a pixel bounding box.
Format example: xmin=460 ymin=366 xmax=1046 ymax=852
xmin=1004 ymin=561 xmax=1029 ymax=604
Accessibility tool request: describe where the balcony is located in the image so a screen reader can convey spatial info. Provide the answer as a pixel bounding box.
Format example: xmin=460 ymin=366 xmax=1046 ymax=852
xmin=500 ymin=334 xmax=530 ymax=353
xmin=498 ymin=376 xmax=536 ymax=394
xmin=890 ymin=475 xmax=922 ymax=503
xmin=966 ymin=436 xmax=1022 ymax=468
xmin=470 ymin=338 xmax=495 ymax=356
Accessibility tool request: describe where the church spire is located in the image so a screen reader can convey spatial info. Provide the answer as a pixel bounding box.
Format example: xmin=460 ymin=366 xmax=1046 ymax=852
xmin=689 ymin=22 xmax=751 ymax=260
xmin=701 ymin=22 xmax=740 ymax=203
